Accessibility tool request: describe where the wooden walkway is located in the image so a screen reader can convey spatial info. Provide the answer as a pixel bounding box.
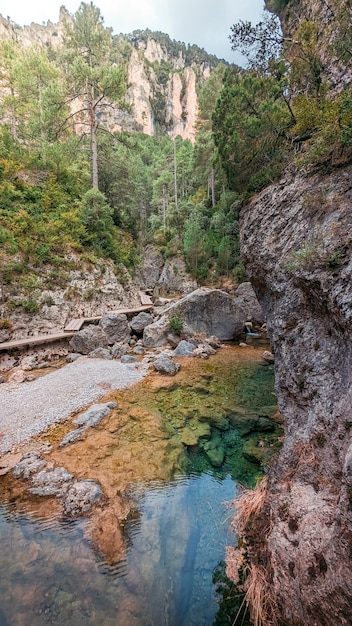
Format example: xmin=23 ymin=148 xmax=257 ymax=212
xmin=0 ymin=301 xmax=154 ymax=353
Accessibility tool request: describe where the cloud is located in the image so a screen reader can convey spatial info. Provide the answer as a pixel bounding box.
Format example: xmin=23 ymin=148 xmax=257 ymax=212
xmin=0 ymin=0 xmax=265 ymax=62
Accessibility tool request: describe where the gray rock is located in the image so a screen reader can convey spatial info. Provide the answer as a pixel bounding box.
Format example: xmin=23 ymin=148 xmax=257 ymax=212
xmin=166 ymin=332 xmax=181 ymax=347
xmin=193 ymin=343 xmax=217 ymax=359
xmin=59 ymin=428 xmax=86 ymax=448
xmin=143 ymin=316 xmax=168 ymax=347
xmin=164 ymin=288 xmax=247 ymax=340
xmin=173 ymin=340 xmax=196 ymax=356
xmin=20 ymin=355 xmax=37 ymax=371
xmin=13 ymin=452 xmax=47 ymax=479
xmin=130 ymin=311 xmax=154 ymax=333
xmin=99 ymin=312 xmax=131 ymax=345
xmin=73 ymin=403 xmax=111 ymax=428
xmin=263 ymin=350 xmax=275 ymax=363
xmin=111 ymin=342 xmax=129 ymax=358
xmin=235 ymin=282 xmax=265 ymax=326
xmin=7 ymin=369 xmax=26 ymax=384
xmin=63 ymin=480 xmax=103 ymax=516
xmin=153 ymin=355 xmax=180 ymax=376
xmin=69 ymin=324 xmax=108 ymax=355
xmin=132 ymin=345 xmax=145 ymax=355
xmin=121 ymin=355 xmax=138 ymax=364
xmin=29 ymin=466 xmax=73 ymax=497
xmin=0 ymin=375 xmax=4 ymax=384
xmin=88 ymin=347 xmax=112 ymax=360
xmin=156 ymin=257 xmax=197 ymax=294
xmin=66 ymin=353 xmax=82 ymax=363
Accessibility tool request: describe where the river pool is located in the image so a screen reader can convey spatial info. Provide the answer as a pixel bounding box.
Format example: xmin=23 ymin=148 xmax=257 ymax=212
xmin=0 ymin=345 xmax=280 ymax=626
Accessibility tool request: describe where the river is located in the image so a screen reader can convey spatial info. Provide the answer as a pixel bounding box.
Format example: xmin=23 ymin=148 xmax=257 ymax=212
xmin=0 ymin=345 xmax=280 ymax=626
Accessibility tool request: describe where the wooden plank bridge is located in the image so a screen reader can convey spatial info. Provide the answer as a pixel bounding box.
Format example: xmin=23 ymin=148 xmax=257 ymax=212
xmin=0 ymin=299 xmax=154 ymax=353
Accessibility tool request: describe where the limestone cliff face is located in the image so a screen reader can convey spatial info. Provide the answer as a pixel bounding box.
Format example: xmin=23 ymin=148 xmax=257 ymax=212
xmin=0 ymin=12 xmax=213 ymax=141
xmin=240 ymin=165 xmax=352 ymax=624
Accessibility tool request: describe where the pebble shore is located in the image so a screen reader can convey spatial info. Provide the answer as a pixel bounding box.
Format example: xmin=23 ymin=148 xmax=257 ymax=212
xmin=0 ymin=357 xmax=146 ymax=454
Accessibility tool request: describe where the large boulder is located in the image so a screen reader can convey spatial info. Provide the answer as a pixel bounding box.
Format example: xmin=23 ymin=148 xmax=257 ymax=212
xmin=143 ymin=316 xmax=169 ymax=347
xmin=164 ymin=288 xmax=247 ymax=340
xmin=130 ymin=311 xmax=154 ymax=334
xmin=99 ymin=313 xmax=131 ymax=345
xmin=156 ymin=257 xmax=197 ymax=294
xmin=235 ymin=282 xmax=265 ymax=326
xmin=69 ymin=324 xmax=108 ymax=354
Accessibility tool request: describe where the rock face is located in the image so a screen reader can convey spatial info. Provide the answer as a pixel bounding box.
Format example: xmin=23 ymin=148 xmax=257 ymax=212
xmin=240 ymin=164 xmax=352 ymax=625
xmin=156 ymin=257 xmax=197 ymax=295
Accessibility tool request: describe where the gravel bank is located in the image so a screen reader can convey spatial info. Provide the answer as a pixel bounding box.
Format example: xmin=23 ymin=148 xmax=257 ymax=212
xmin=0 ymin=358 xmax=146 ymax=454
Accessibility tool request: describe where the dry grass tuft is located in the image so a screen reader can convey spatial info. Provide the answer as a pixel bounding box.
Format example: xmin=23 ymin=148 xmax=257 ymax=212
xmin=227 ymin=476 xmax=278 ymax=626
xmin=242 ymin=563 xmax=274 ymax=626
xmin=232 ymin=475 xmax=268 ymax=535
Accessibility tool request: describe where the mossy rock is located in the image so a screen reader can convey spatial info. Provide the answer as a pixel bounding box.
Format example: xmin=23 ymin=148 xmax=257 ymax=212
xmin=201 ymin=436 xmax=225 ymax=467
xmin=242 ymin=438 xmax=274 ymax=465
xmin=198 ymin=407 xmax=230 ymax=431
xmin=180 ymin=422 xmax=211 ymax=446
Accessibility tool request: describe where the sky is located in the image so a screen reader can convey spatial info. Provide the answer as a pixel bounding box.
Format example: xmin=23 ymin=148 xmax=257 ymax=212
xmin=0 ymin=0 xmax=266 ymax=63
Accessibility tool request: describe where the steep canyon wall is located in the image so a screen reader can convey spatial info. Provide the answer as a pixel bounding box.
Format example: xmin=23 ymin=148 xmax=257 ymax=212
xmin=240 ymin=165 xmax=352 ymax=624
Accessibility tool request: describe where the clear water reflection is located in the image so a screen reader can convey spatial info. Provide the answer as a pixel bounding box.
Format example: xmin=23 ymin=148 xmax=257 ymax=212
xmin=0 ymin=473 xmax=236 ymax=626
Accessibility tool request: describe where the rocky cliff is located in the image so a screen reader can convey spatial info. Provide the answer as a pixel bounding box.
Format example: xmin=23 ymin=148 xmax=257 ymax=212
xmin=0 ymin=11 xmax=217 ymax=141
xmin=239 ymin=162 xmax=352 ymax=624
xmin=230 ymin=2 xmax=352 ymax=622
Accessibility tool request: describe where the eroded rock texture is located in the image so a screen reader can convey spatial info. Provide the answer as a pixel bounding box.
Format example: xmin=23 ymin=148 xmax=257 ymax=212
xmin=240 ymin=165 xmax=352 ymax=624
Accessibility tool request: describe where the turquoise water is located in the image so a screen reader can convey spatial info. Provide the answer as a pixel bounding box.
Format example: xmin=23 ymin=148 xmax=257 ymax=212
xmin=0 ymin=348 xmax=277 ymax=625
xmin=0 ymin=473 xmax=236 ymax=626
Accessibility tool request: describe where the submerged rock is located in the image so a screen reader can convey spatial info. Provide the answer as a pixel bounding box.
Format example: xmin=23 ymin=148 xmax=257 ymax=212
xmin=201 ymin=437 xmax=225 ymax=467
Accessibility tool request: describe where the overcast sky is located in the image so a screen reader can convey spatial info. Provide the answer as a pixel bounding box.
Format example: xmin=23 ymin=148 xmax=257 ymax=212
xmin=0 ymin=0 xmax=266 ymax=63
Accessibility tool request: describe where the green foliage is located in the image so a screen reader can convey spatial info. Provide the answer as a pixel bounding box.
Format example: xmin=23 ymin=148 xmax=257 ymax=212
xmin=21 ymin=300 xmax=39 ymax=314
xmin=0 ymin=20 xmax=245 ymax=289
xmin=213 ymin=68 xmax=292 ymax=193
xmin=167 ymin=311 xmax=184 ymax=335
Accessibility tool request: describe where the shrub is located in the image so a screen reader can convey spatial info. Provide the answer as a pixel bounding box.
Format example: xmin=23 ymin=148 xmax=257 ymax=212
xmin=167 ymin=311 xmax=184 ymax=335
